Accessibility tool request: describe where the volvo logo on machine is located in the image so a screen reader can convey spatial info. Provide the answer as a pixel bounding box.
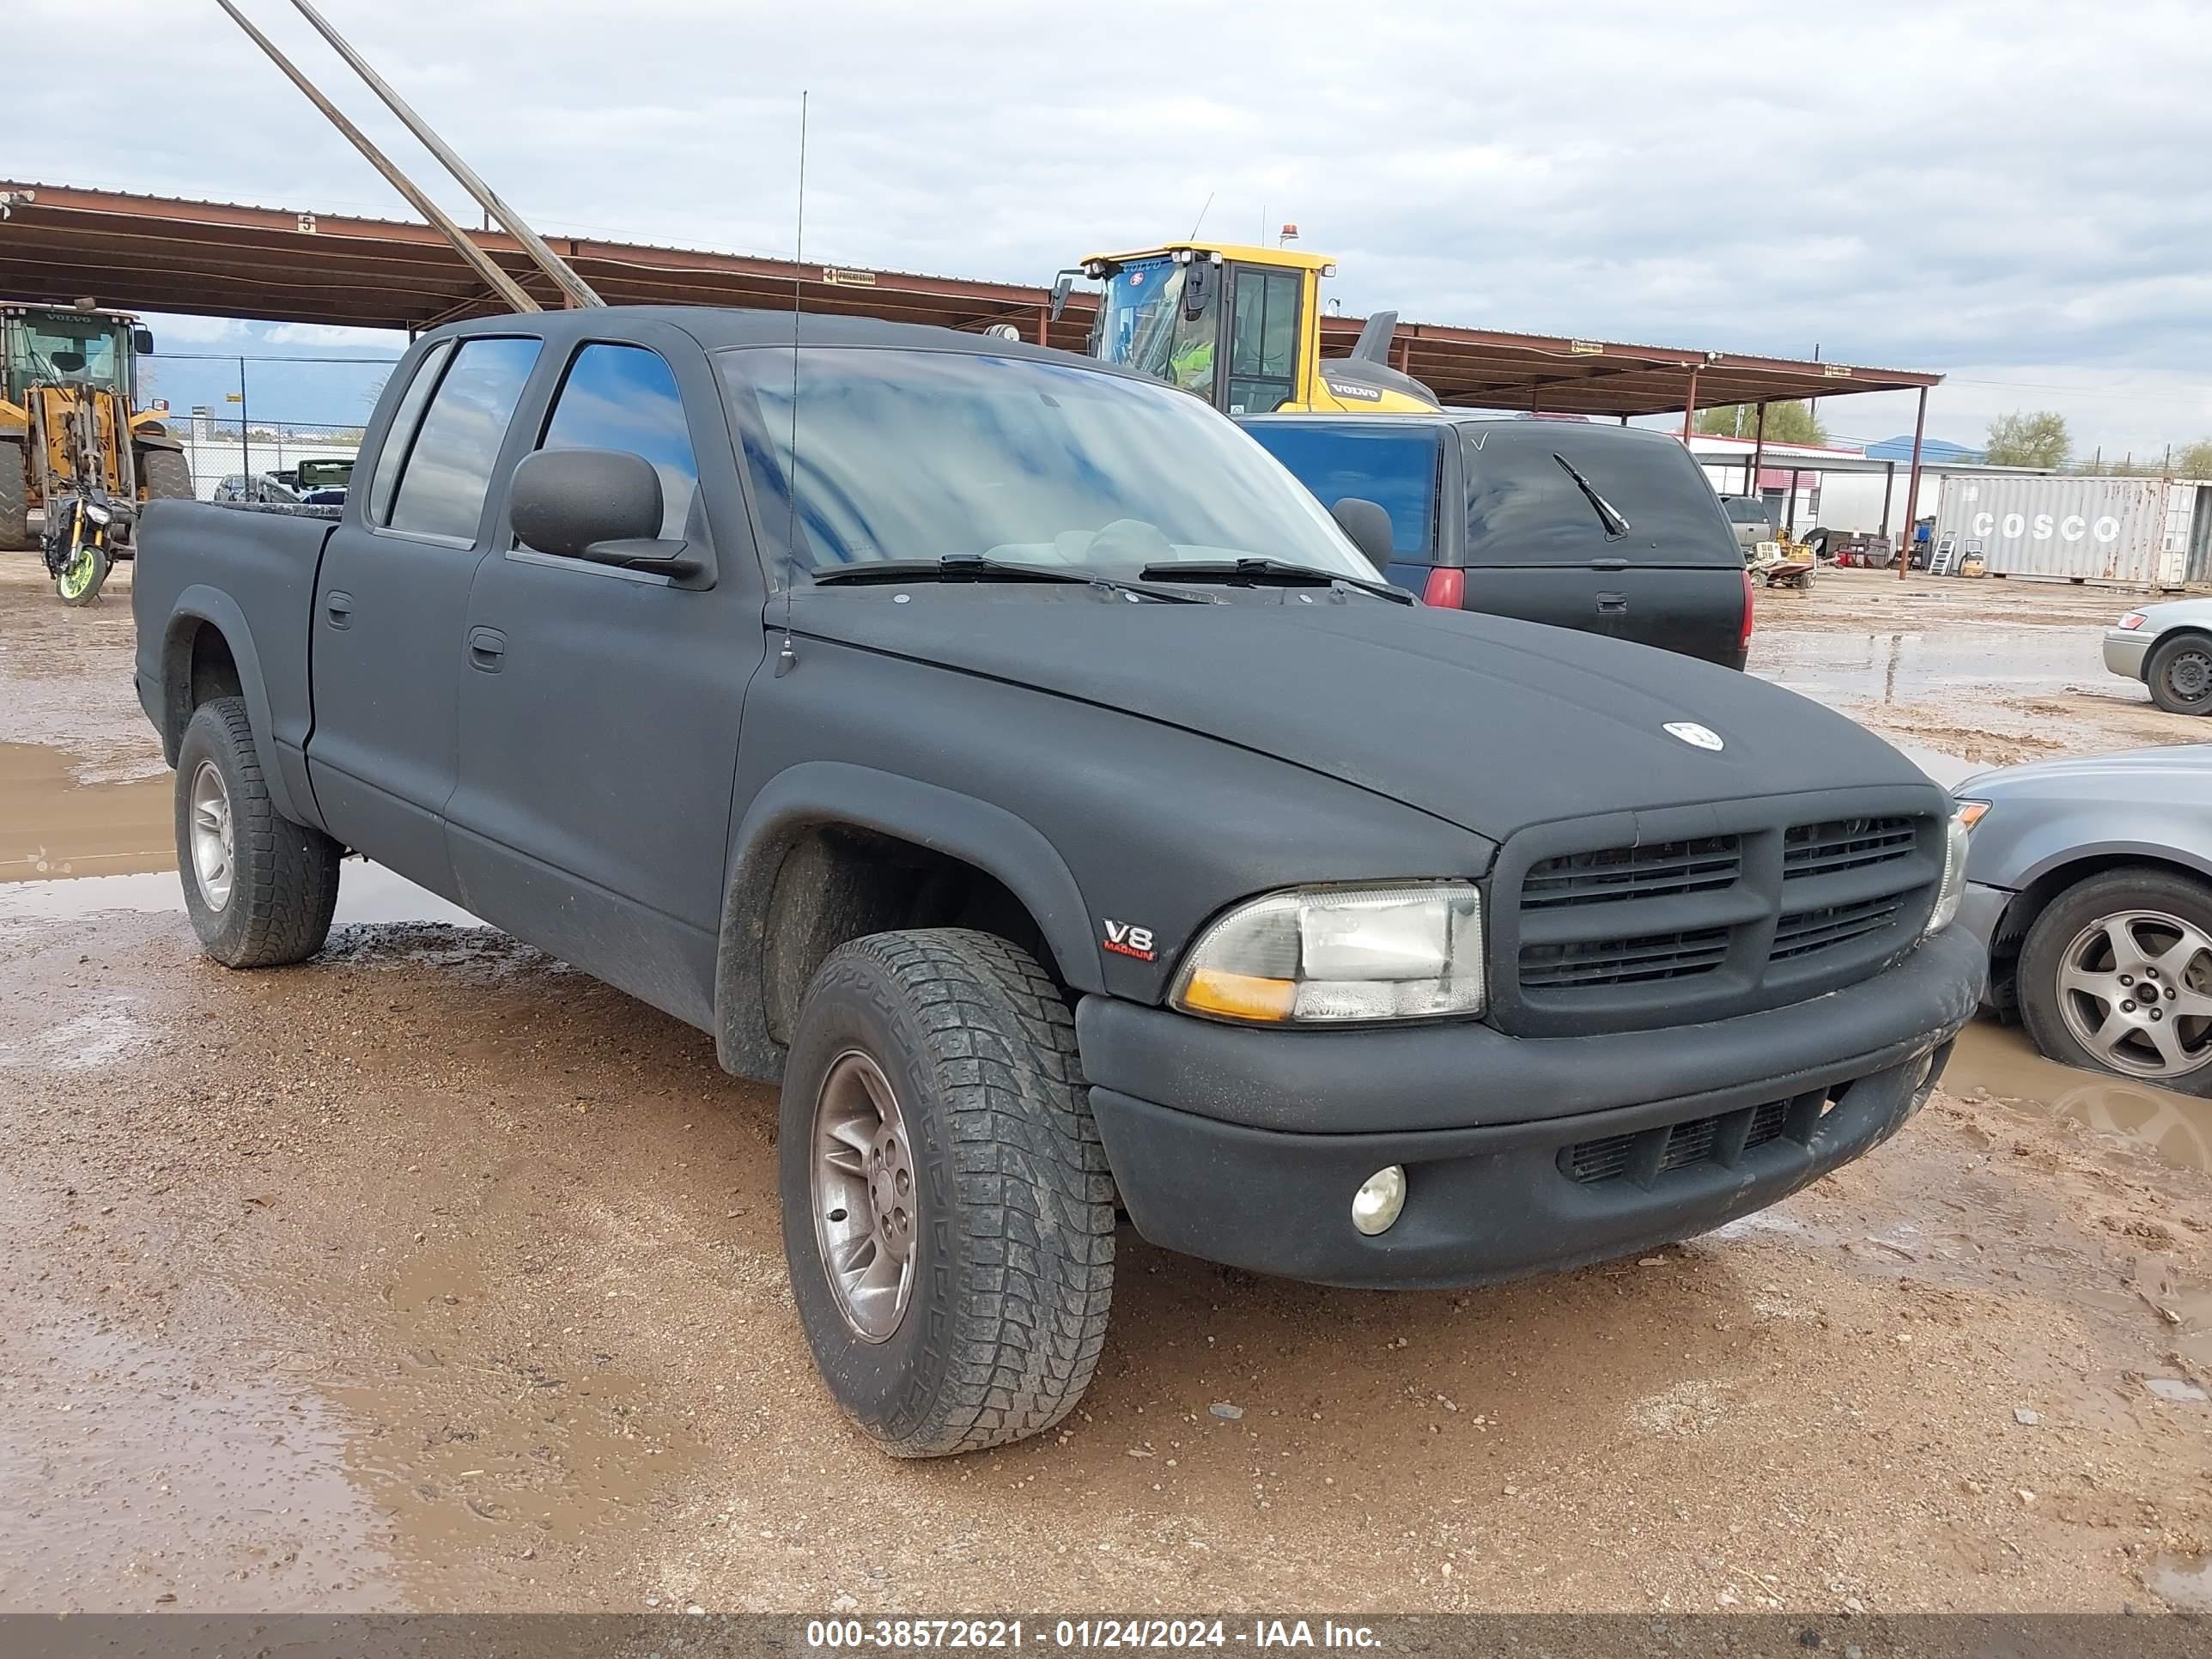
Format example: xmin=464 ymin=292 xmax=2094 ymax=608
xmin=1663 ymin=720 xmax=1725 ymax=750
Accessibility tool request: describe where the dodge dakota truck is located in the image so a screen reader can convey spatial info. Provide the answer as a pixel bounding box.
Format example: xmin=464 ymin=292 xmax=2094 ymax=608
xmin=133 ymin=307 xmax=1984 ymax=1457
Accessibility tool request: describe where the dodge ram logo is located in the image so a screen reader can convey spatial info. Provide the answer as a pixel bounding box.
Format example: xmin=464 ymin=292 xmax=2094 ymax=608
xmin=1663 ymin=721 xmax=1724 ymax=751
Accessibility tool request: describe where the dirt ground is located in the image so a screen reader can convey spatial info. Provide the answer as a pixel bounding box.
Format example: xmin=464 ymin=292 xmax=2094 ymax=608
xmin=6 ymin=558 xmax=2212 ymax=1617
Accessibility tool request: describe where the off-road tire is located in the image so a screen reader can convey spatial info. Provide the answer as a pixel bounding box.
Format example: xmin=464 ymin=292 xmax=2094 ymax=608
xmin=139 ymin=446 xmax=194 ymax=503
xmin=2017 ymin=866 xmax=2212 ymax=1097
xmin=0 ymin=438 xmax=29 ymax=550
xmin=2145 ymin=633 xmax=2212 ymax=717
xmin=175 ymin=696 xmax=342 ymax=969
xmin=778 ymin=928 xmax=1115 ymax=1456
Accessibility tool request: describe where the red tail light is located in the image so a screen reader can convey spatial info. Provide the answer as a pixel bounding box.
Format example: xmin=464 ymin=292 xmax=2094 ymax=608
xmin=1739 ymin=568 xmax=1757 ymax=653
xmin=1422 ymin=567 xmax=1466 ymax=609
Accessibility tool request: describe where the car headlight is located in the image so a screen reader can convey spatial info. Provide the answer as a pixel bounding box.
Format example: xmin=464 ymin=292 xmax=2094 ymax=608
xmin=1171 ymin=882 xmax=1485 ymax=1024
xmin=1923 ymin=803 xmax=1986 ymax=938
xmin=2118 ymin=611 xmax=2147 ymax=630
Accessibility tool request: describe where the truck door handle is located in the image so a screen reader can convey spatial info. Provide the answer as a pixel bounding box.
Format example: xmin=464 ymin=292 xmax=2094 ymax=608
xmin=467 ymin=626 xmax=507 ymax=672
xmin=1596 ymin=592 xmax=1628 ymax=613
xmin=1588 ymin=557 xmax=1628 ymax=572
xmin=324 ymin=590 xmax=354 ymax=628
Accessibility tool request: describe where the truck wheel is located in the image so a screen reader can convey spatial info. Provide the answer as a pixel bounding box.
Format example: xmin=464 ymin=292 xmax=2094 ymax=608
xmin=2017 ymin=868 xmax=2212 ymax=1096
xmin=778 ymin=928 xmax=1115 ymax=1456
xmin=0 ymin=439 xmax=28 ymax=550
xmin=2146 ymin=634 xmax=2212 ymax=716
xmin=174 ymin=696 xmax=342 ymax=969
xmin=139 ymin=446 xmax=194 ymax=502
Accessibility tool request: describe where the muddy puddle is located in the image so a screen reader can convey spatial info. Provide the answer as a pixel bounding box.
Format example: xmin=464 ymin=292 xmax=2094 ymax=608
xmin=1753 ymin=627 xmax=2109 ymax=707
xmin=1948 ymin=1019 xmax=2212 ymax=1178
xmin=0 ymin=859 xmax=480 ymax=928
xmin=0 ymin=741 xmax=173 ymax=881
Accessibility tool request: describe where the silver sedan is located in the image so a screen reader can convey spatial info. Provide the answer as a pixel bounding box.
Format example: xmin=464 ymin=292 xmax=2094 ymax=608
xmin=1955 ymin=744 xmax=2212 ymax=1093
xmin=2105 ymin=597 xmax=2212 ymax=715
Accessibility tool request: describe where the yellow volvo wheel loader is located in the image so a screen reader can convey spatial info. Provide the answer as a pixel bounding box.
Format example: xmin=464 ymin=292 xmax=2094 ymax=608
xmin=1052 ymin=242 xmax=1443 ymax=416
xmin=0 ymin=301 xmax=194 ymax=554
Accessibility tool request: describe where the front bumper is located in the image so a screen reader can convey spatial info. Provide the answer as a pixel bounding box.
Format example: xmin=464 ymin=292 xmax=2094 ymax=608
xmin=1076 ymin=926 xmax=1984 ymax=1288
xmin=2104 ymin=628 xmax=2153 ymax=682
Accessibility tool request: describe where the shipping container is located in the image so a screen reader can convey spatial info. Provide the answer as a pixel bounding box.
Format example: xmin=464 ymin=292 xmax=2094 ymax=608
xmin=1933 ymin=474 xmax=2212 ymax=587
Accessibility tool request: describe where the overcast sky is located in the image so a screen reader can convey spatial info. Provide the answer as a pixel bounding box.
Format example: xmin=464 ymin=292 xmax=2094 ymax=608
xmin=18 ymin=0 xmax=2212 ymax=457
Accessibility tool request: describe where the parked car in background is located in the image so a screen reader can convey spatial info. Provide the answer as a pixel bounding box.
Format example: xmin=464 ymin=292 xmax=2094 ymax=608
xmin=210 ymin=473 xmax=301 ymax=506
xmin=1956 ymin=745 xmax=2212 ymax=1094
xmin=1243 ymin=414 xmax=1757 ymax=668
xmin=1720 ymin=496 xmax=1778 ymax=560
xmin=2106 ymin=599 xmax=2212 ymax=716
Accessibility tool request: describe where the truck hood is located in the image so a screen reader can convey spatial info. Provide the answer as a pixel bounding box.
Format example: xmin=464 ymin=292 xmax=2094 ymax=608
xmin=790 ymin=590 xmax=1936 ymax=840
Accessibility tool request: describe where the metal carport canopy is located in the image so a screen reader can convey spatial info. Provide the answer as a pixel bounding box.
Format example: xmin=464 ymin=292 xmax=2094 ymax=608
xmin=0 ymin=181 xmax=1941 ymax=419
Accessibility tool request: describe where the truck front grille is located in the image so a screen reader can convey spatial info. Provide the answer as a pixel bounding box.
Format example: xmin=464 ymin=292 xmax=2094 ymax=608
xmin=1497 ymin=793 xmax=1944 ymax=1036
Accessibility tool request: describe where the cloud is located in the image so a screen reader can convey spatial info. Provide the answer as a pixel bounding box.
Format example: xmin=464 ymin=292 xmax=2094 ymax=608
xmin=15 ymin=0 xmax=2212 ymax=454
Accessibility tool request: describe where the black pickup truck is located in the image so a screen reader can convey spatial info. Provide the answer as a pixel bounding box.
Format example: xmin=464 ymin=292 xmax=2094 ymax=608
xmin=1243 ymin=413 xmax=1756 ymax=666
xmin=133 ymin=307 xmax=1983 ymax=1457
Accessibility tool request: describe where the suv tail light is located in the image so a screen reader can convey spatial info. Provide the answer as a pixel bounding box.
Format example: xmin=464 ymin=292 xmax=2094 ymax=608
xmin=1738 ymin=568 xmax=1756 ymax=653
xmin=1422 ymin=568 xmax=1466 ymax=609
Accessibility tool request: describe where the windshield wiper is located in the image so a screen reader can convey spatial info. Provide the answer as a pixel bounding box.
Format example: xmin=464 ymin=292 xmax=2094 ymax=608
xmin=1553 ymin=453 xmax=1632 ymax=539
xmin=809 ymin=555 xmax=1212 ymax=604
xmin=1139 ymin=557 xmax=1413 ymax=605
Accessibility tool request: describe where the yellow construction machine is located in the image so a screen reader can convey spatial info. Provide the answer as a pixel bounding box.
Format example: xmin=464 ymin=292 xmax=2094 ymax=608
xmin=1 ymin=301 xmax=194 ymax=591
xmin=1051 ymin=241 xmax=1443 ymax=417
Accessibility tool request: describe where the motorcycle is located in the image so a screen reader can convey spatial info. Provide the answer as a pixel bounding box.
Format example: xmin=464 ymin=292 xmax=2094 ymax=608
xmin=38 ymin=362 xmax=132 ymax=606
xmin=42 ymin=486 xmax=128 ymax=606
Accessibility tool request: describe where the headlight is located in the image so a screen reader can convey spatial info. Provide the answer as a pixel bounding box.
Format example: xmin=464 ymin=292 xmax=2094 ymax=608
xmin=1171 ymin=882 xmax=1485 ymax=1024
xmin=2118 ymin=611 xmax=2147 ymax=630
xmin=82 ymin=502 xmax=112 ymax=526
xmin=1923 ymin=803 xmax=1984 ymax=938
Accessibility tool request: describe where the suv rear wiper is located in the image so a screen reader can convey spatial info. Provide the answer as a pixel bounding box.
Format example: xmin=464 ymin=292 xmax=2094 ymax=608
xmin=810 ymin=555 xmax=1212 ymax=604
xmin=1139 ymin=558 xmax=1413 ymax=605
xmin=1553 ymin=453 xmax=1632 ymax=539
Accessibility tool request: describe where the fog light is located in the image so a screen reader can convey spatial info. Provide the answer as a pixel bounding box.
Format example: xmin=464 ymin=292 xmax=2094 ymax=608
xmin=1352 ymin=1165 xmax=1407 ymax=1237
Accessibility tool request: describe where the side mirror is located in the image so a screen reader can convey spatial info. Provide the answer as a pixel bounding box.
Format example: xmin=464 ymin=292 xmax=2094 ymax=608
xmin=1182 ymin=258 xmax=1214 ymax=320
xmin=1048 ymin=270 xmax=1078 ymax=324
xmin=1329 ymin=497 xmax=1395 ymax=574
xmin=132 ymin=328 xmax=155 ymax=356
xmin=509 ymin=447 xmax=703 ymax=578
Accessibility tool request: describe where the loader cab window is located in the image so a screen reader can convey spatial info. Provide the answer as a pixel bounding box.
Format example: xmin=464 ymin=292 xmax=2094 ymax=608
xmin=1094 ymin=257 xmax=1218 ymax=399
xmin=6 ymin=316 xmax=128 ymax=395
xmin=1224 ymin=266 xmax=1300 ymax=415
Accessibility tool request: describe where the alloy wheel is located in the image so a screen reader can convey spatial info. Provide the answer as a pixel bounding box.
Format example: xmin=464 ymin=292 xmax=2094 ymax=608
xmin=811 ymin=1049 xmax=919 ymax=1342
xmin=2056 ymin=908 xmax=2212 ymax=1079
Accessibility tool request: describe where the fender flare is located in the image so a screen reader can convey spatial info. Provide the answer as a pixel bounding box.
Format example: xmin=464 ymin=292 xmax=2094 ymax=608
xmin=713 ymin=760 xmax=1103 ymax=1080
xmin=131 ymin=428 xmax=185 ymax=454
xmin=161 ymin=585 xmax=304 ymax=823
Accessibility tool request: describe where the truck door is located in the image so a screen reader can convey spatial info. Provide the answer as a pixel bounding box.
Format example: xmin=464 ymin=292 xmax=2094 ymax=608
xmin=307 ymin=333 xmax=543 ymax=897
xmin=445 ymin=336 xmax=761 ymax=1030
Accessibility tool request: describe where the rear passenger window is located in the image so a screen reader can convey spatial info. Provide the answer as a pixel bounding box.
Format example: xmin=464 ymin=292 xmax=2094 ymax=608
xmin=538 ymin=343 xmax=699 ymax=539
xmin=366 ymin=338 xmax=453 ymax=526
xmin=384 ymin=336 xmax=541 ymax=543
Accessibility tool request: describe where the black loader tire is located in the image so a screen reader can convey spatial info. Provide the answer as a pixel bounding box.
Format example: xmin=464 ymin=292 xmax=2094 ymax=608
xmin=140 ymin=445 xmax=194 ymax=503
xmin=2145 ymin=633 xmax=2212 ymax=717
xmin=2017 ymin=866 xmax=2212 ymax=1097
xmin=778 ymin=928 xmax=1115 ymax=1456
xmin=0 ymin=438 xmax=28 ymax=550
xmin=174 ymin=696 xmax=342 ymax=969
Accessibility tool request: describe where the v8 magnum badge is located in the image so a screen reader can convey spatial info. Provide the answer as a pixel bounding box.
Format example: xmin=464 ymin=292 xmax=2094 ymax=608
xmin=1663 ymin=720 xmax=1724 ymax=751
xmin=1101 ymin=919 xmax=1158 ymax=961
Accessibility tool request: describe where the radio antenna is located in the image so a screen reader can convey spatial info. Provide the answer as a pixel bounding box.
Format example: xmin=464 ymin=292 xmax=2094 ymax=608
xmin=775 ymin=89 xmax=808 ymax=678
xmin=1187 ymin=191 xmax=1214 ymax=240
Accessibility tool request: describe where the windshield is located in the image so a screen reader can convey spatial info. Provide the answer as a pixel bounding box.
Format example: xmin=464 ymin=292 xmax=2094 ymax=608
xmin=9 ymin=316 xmax=127 ymax=391
xmin=1462 ymin=424 xmax=1739 ymax=568
xmin=1243 ymin=422 xmax=1440 ymax=561
xmin=1093 ymin=258 xmax=1216 ymax=396
xmin=719 ymin=347 xmax=1373 ymax=580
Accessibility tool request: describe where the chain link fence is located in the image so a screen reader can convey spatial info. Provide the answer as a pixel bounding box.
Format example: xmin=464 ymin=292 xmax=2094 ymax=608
xmin=159 ymin=412 xmax=363 ymax=501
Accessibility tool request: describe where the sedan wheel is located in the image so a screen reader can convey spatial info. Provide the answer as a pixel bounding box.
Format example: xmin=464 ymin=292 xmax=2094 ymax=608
xmin=2020 ymin=869 xmax=2212 ymax=1096
xmin=2147 ymin=635 xmax=2212 ymax=716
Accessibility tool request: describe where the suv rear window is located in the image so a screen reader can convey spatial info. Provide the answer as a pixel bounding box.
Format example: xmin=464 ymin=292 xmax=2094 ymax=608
xmin=1243 ymin=422 xmax=1439 ymax=561
xmin=1461 ymin=424 xmax=1738 ymax=568
xmin=1723 ymin=497 xmax=1774 ymax=526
